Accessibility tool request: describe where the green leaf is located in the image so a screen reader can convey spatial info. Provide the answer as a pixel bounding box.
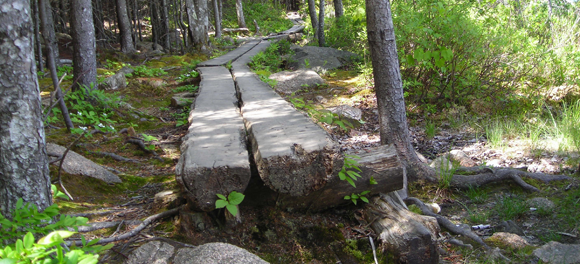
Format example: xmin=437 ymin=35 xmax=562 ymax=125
xmin=338 ymin=171 xmax=346 ymax=180
xmin=15 ymin=199 xmax=23 ymax=210
xmin=0 ymin=259 xmax=17 ymax=264
xmin=344 ymin=196 xmax=351 ymax=200
xmin=215 ymin=199 xmax=228 ymax=209
xmin=23 ymin=232 xmax=34 ymax=249
xmin=369 ymin=177 xmax=378 ymax=185
xmin=346 ymin=170 xmax=361 ymax=180
xmin=38 ymin=230 xmax=75 ymax=245
xmin=360 ymin=197 xmax=369 ymax=203
xmin=216 ymin=194 xmax=227 ymax=200
xmin=226 ymin=204 xmax=238 ymax=217
xmin=228 ymin=191 xmax=245 ymax=206
xmin=360 ymin=191 xmax=371 ymax=195
xmin=346 ymin=178 xmax=356 ymax=188
xmin=14 ymin=240 xmax=23 ymax=254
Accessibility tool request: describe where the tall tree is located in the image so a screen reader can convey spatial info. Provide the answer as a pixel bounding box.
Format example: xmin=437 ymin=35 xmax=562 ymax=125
xmin=334 ymin=0 xmax=343 ymax=19
xmin=161 ymin=0 xmax=171 ymax=50
xmin=235 ymin=0 xmax=246 ymax=28
xmin=365 ymin=0 xmax=434 ymax=183
xmin=318 ymin=0 xmax=325 ymax=46
xmin=213 ymin=0 xmax=222 ymax=38
xmin=0 ymin=0 xmax=52 ymax=219
xmin=116 ymin=0 xmax=136 ymax=53
xmin=185 ymin=0 xmax=209 ymax=50
xmin=307 ymin=0 xmax=318 ymax=39
xmin=71 ymin=0 xmax=98 ymax=91
xmin=40 ymin=0 xmax=60 ymax=66
xmin=40 ymin=0 xmax=74 ymax=131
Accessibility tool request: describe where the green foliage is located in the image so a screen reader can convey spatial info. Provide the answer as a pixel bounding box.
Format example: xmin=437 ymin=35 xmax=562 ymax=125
xmin=103 ymin=59 xmax=127 ymax=71
xmin=464 ymin=185 xmax=488 ymax=204
xmin=559 ymin=100 xmax=580 ymax=152
xmin=57 ymin=65 xmax=73 ymax=81
xmin=66 ymin=86 xmax=119 ymax=134
xmin=141 ymin=134 xmax=157 ymax=151
xmin=425 ymin=121 xmax=436 ymax=139
xmin=495 ymin=195 xmax=528 ymax=221
xmin=172 ymin=84 xmax=199 ymax=93
xmin=127 ymin=65 xmax=168 ymax=78
xmin=344 ymin=191 xmax=370 ymax=205
xmin=173 ymin=106 xmax=190 ymax=127
xmin=215 ymin=191 xmax=245 ymax=217
xmin=289 ymin=97 xmax=356 ymax=131
xmin=0 ymin=186 xmax=111 ymax=263
xmin=239 ymin=2 xmax=293 ymax=35
xmin=249 ymin=40 xmax=293 ymax=74
xmin=338 ymin=155 xmax=362 ymax=188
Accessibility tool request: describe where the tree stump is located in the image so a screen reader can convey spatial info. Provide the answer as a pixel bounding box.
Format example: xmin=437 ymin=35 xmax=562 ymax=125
xmin=364 ymin=192 xmax=440 ymax=264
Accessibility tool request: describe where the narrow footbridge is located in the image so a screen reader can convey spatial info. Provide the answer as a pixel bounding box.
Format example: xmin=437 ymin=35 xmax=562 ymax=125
xmin=176 ymin=35 xmax=404 ymax=212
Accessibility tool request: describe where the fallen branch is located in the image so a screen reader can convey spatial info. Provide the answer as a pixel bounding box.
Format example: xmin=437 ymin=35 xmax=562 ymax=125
xmin=67 ymin=205 xmax=183 ymax=246
xmin=126 ymin=138 xmax=163 ymax=162
xmin=68 ymin=220 xmax=142 ymax=232
xmin=55 ymin=131 xmax=87 ymax=200
xmin=90 ymin=151 xmax=140 ymax=163
xmin=450 ymin=167 xmax=570 ymax=192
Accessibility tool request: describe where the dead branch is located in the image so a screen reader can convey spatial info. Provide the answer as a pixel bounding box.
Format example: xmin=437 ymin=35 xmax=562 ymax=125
xmin=68 ymin=220 xmax=142 ymax=232
xmin=55 ymin=131 xmax=87 ymax=200
xmin=90 ymin=151 xmax=140 ymax=163
xmin=67 ymin=205 xmax=183 ymax=246
xmin=125 ymin=138 xmax=163 ymax=161
xmin=450 ymin=167 xmax=570 ymax=191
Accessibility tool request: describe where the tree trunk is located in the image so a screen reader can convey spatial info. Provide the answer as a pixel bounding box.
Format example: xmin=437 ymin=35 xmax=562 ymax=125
xmin=116 ymin=0 xmax=136 ymax=53
xmin=364 ymin=192 xmax=439 ymax=263
xmin=92 ymin=0 xmax=106 ymax=43
xmin=213 ymin=0 xmax=221 ymax=38
xmin=33 ymin=0 xmax=44 ymax=72
xmin=365 ymin=0 xmax=434 ymax=184
xmin=0 ymin=0 xmax=52 ymax=219
xmin=307 ymin=0 xmax=318 ymax=39
xmin=178 ymin=0 xmax=189 ymax=47
xmin=71 ymin=0 xmax=98 ymax=91
xmin=334 ymin=0 xmax=343 ymax=19
xmin=161 ymin=0 xmax=171 ymax=50
xmin=40 ymin=0 xmax=74 ymax=131
xmin=235 ymin=0 xmax=246 ymax=28
xmin=185 ymin=0 xmax=209 ymax=51
xmin=58 ymin=0 xmax=69 ymax=33
xmin=40 ymin=0 xmax=60 ymax=66
xmin=318 ymin=0 xmax=325 ymax=46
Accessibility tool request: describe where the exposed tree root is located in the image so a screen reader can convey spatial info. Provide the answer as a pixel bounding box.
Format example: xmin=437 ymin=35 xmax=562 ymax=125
xmin=68 ymin=220 xmax=142 ymax=232
xmin=67 ymin=205 xmax=183 ymax=246
xmin=450 ymin=167 xmax=570 ymax=192
xmin=404 ymin=197 xmax=511 ymax=262
xmin=90 ymin=151 xmax=141 ymax=163
xmin=125 ymin=138 xmax=163 ymax=161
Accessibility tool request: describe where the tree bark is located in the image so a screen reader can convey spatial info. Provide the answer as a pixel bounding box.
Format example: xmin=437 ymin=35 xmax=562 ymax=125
xmin=333 ymin=0 xmax=343 ymax=19
xmin=235 ymin=0 xmax=246 ymax=28
xmin=0 ymin=0 xmax=52 ymax=219
xmin=40 ymin=0 xmax=60 ymax=66
xmin=161 ymin=0 xmax=171 ymax=50
xmin=116 ymin=0 xmax=136 ymax=53
xmin=318 ymin=0 xmax=325 ymax=46
xmin=185 ymin=0 xmax=209 ymax=51
xmin=365 ymin=0 xmax=435 ymax=184
xmin=213 ymin=0 xmax=221 ymax=38
xmin=40 ymin=0 xmax=74 ymax=131
xmin=33 ymin=0 xmax=44 ymax=72
xmin=92 ymin=0 xmax=106 ymax=43
xmin=307 ymin=0 xmax=318 ymax=39
xmin=71 ymin=0 xmax=98 ymax=91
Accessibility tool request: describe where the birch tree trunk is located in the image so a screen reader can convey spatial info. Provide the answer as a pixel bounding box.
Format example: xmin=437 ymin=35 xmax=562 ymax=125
xmin=71 ymin=0 xmax=98 ymax=91
xmin=0 ymin=0 xmax=52 ymax=219
xmin=365 ymin=0 xmax=435 ymax=183
xmin=117 ymin=0 xmax=136 ymax=53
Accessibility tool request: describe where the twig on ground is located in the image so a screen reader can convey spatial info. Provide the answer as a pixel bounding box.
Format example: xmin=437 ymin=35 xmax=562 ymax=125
xmin=90 ymin=151 xmax=140 ymax=163
xmin=67 ymin=205 xmax=183 ymax=246
xmin=451 ymin=167 xmax=570 ymax=192
xmin=369 ymin=236 xmax=378 ymax=264
xmin=55 ymin=130 xmax=87 ymax=200
xmin=126 ymin=138 xmax=163 ymax=161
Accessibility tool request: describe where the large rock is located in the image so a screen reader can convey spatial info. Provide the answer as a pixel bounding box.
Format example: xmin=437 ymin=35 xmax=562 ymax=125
xmin=102 ymin=67 xmax=134 ymax=90
xmin=486 ymin=232 xmax=529 ymax=249
xmin=269 ymin=69 xmax=325 ymax=95
xmin=126 ymin=241 xmax=174 ymax=264
xmin=173 ymin=243 xmax=269 ymax=264
xmin=125 ymin=241 xmax=268 ymax=264
xmin=533 ymin=241 xmax=580 ymax=264
xmin=46 ymin=143 xmax=122 ymax=184
xmin=288 ymin=45 xmax=359 ymax=71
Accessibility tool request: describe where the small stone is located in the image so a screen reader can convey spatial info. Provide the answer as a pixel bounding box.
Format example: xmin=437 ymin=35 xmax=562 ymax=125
xmin=527 ymin=197 xmax=555 ymax=211
xmin=140 ymin=118 xmax=148 ymax=122
xmin=315 ymin=95 xmax=327 ymax=103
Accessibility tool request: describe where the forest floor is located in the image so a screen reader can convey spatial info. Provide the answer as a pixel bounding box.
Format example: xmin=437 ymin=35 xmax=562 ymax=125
xmin=40 ymin=38 xmax=580 ymax=263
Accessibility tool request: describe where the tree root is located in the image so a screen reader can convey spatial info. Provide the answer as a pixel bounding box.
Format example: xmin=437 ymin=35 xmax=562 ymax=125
xmin=68 ymin=220 xmax=142 ymax=232
xmin=125 ymin=138 xmax=163 ymax=162
xmin=90 ymin=151 xmax=140 ymax=163
xmin=405 ymin=197 xmax=511 ymax=262
xmin=67 ymin=205 xmax=183 ymax=246
xmin=450 ymin=167 xmax=570 ymax=192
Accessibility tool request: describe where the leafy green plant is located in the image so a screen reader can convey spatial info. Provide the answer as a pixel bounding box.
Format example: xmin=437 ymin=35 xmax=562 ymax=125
xmin=338 ymin=155 xmax=362 ymax=188
xmin=0 ymin=185 xmax=112 ymax=263
xmin=127 ymin=65 xmax=168 ymax=77
xmin=57 ymin=65 xmax=73 ymax=81
xmin=226 ymin=60 xmax=232 ymax=70
xmin=215 ymin=191 xmax=245 ymax=217
xmin=344 ymin=191 xmax=370 ymax=205
xmin=176 ymin=71 xmax=200 ymax=81
xmin=172 ymin=84 xmax=199 ymax=93
xmin=425 ymin=121 xmax=436 ymax=139
xmin=142 ymin=133 xmax=158 ymax=151
xmin=173 ymin=106 xmax=190 ymax=127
